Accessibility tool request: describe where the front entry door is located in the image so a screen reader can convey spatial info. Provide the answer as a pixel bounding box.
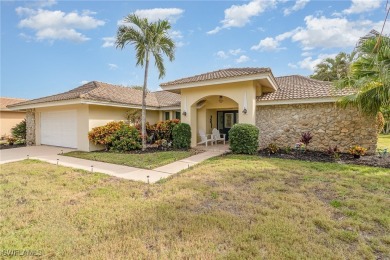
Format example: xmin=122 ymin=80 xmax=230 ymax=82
xmin=217 ymin=111 xmax=238 ymax=140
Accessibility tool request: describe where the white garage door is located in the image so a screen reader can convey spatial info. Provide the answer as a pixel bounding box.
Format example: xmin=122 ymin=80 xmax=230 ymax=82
xmin=40 ymin=110 xmax=77 ymax=148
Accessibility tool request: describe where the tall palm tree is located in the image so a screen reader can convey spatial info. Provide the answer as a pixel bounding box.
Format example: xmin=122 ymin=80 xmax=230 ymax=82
xmin=116 ymin=14 xmax=175 ymax=150
xmin=336 ymin=35 xmax=390 ymax=115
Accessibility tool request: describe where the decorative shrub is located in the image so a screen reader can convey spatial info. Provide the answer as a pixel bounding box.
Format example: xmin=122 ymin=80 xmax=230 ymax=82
xmin=300 ymin=132 xmax=313 ymax=147
xmin=154 ymin=139 xmax=171 ymax=150
xmin=109 ymin=125 xmax=141 ymax=152
xmin=88 ymin=121 xmax=125 ymax=150
xmin=349 ymin=145 xmax=367 ymax=157
xmin=327 ymin=145 xmax=340 ymax=159
xmin=146 ymin=119 xmax=180 ymax=143
xmin=229 ymin=124 xmax=259 ymax=155
xmin=7 ymin=136 xmax=16 ymax=145
xmin=172 ymin=123 xmax=191 ymax=149
xmin=267 ymin=143 xmax=279 ymax=154
xmin=11 ymin=119 xmax=26 ymax=140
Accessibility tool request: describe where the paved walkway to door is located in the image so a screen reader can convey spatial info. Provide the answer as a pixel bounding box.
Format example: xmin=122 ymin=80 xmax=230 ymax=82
xmin=0 ymin=145 xmax=228 ymax=183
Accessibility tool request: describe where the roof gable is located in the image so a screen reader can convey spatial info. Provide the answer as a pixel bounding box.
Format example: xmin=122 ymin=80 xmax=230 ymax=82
xmin=160 ymin=67 xmax=275 ymax=88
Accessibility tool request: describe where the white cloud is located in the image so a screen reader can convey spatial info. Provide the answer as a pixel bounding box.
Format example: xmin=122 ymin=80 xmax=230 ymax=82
xmin=253 ymin=15 xmax=389 ymax=52
xmin=132 ymin=8 xmax=184 ymax=23
xmin=229 ymin=48 xmax=244 ymax=55
xmin=207 ymin=0 xmax=276 ymax=34
xmin=80 ymin=80 xmax=89 ymax=84
xmin=108 ymin=63 xmax=118 ymax=70
xmin=343 ymin=0 xmax=382 ymax=14
xmin=291 ymin=15 xmax=385 ymax=49
xmin=16 ymin=7 xmax=105 ymax=42
xmin=251 ymin=37 xmax=281 ymax=51
xmin=251 ymin=30 xmax=296 ymax=51
xmin=102 ymin=36 xmax=115 ymax=48
xmin=170 ymin=30 xmax=183 ymax=39
xmin=290 ymin=53 xmax=337 ymax=71
xmin=236 ymin=55 xmax=250 ymax=63
xmin=216 ymin=51 xmax=229 ymax=59
xmin=284 ymin=0 xmax=310 ymax=16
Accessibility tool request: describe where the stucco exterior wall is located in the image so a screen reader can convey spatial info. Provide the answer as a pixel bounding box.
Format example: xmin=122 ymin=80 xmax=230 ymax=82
xmin=256 ymin=103 xmax=377 ymax=154
xmin=0 ymin=111 xmax=25 ymax=137
xmin=180 ymin=81 xmax=257 ymax=146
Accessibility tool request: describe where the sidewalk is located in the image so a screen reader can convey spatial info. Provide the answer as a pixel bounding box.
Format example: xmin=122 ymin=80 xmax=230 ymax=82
xmin=1 ymin=146 xmax=227 ymax=183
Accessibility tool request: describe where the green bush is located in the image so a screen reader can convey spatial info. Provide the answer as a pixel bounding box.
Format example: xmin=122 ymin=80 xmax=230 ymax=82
xmin=109 ymin=125 xmax=142 ymax=152
xmin=172 ymin=123 xmax=191 ymax=149
xmin=11 ymin=119 xmax=26 ymax=140
xmin=229 ymin=124 xmax=259 ymax=154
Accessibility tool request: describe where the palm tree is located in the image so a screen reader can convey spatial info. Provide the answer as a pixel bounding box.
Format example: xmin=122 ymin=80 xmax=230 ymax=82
xmin=116 ymin=14 xmax=175 ymax=150
xmin=311 ymin=52 xmax=356 ymax=81
xmin=336 ymin=35 xmax=390 ymax=115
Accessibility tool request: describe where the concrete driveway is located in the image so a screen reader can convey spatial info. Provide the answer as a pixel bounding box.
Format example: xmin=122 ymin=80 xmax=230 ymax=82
xmin=0 ymin=145 xmax=75 ymax=164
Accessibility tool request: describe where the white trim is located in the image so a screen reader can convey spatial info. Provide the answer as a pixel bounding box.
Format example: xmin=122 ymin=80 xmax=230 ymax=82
xmin=161 ymin=73 xmax=278 ymax=91
xmin=256 ymin=97 xmax=338 ymax=106
xmin=7 ymin=98 xmax=180 ymax=111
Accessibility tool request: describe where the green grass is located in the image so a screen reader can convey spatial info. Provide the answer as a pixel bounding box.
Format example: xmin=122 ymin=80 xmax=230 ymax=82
xmin=378 ymin=134 xmax=390 ymax=150
xmin=63 ymin=150 xmax=198 ymax=169
xmin=1 ymin=156 xmax=389 ymax=259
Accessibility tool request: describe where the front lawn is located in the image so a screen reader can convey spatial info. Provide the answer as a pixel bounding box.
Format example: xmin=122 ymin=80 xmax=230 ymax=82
xmin=378 ymin=134 xmax=390 ymax=150
xmin=63 ymin=150 xmax=198 ymax=169
xmin=1 ymin=156 xmax=389 ymax=259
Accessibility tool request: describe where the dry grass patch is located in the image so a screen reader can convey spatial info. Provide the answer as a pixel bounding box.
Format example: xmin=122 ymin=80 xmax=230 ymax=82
xmin=0 ymin=156 xmax=389 ymax=259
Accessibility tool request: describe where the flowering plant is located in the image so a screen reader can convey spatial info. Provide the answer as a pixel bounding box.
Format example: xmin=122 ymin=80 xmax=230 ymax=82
xmin=349 ymin=146 xmax=367 ymax=156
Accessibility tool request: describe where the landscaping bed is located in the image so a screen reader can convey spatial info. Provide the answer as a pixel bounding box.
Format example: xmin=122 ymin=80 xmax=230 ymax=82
xmin=258 ymin=149 xmax=390 ymax=168
xmin=0 ymin=143 xmax=26 ymax=150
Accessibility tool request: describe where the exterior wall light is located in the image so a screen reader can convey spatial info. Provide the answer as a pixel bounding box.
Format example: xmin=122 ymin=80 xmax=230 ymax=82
xmin=242 ymin=108 xmax=247 ymax=114
xmin=182 ymin=111 xmax=187 ymax=116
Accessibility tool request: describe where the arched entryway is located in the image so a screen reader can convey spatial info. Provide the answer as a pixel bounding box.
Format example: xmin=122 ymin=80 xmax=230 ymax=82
xmin=190 ymin=95 xmax=239 ymax=146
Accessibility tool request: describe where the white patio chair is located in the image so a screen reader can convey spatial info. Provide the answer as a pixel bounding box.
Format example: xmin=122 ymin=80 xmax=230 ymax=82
xmin=212 ymin=128 xmax=226 ymax=145
xmin=198 ymin=130 xmax=214 ymax=147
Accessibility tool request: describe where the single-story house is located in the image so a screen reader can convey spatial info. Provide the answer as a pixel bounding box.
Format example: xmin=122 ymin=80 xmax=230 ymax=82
xmin=0 ymin=97 xmax=28 ymax=138
xmin=8 ymin=68 xmax=378 ymax=153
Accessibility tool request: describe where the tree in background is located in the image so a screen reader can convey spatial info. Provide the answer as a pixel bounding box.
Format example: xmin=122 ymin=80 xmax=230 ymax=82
xmin=116 ymin=14 xmax=175 ymax=150
xmin=311 ymin=52 xmax=356 ymax=81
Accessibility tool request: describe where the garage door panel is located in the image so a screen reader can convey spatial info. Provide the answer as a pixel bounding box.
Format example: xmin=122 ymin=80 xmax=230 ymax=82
xmin=40 ymin=110 xmax=77 ymax=148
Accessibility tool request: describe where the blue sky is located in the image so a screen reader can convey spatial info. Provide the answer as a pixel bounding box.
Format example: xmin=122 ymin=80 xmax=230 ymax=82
xmin=1 ymin=0 xmax=389 ymax=99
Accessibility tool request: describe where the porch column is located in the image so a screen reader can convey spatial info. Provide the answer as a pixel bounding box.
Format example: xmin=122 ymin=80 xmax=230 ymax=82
xmin=190 ymin=105 xmax=197 ymax=147
xmin=238 ymin=92 xmax=256 ymax=125
xmin=26 ymin=109 xmax=36 ymax=146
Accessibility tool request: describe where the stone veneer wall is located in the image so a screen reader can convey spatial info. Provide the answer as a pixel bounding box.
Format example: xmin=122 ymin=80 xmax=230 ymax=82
xmin=26 ymin=109 xmax=35 ymax=146
xmin=256 ymin=103 xmax=377 ymax=154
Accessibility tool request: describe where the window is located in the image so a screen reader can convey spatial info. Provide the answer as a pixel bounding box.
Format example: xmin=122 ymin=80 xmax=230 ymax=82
xmin=164 ymin=112 xmax=170 ymax=120
xmin=175 ymin=111 xmax=181 ymax=120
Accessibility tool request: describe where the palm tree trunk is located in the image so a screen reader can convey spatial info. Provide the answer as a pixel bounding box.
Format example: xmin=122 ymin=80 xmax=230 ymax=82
xmin=141 ymin=51 xmax=150 ymax=151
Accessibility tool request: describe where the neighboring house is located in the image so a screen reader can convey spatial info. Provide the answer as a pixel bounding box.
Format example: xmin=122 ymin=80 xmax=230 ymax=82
xmin=0 ymin=97 xmax=28 ymax=138
xmin=8 ymin=68 xmax=378 ymax=153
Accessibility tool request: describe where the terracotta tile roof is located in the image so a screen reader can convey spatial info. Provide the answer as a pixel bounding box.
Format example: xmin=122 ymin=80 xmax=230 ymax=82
xmin=160 ymin=67 xmax=272 ymax=86
xmin=9 ymin=81 xmax=181 ymax=108
xmin=0 ymin=97 xmax=28 ymax=110
xmin=257 ymin=75 xmax=355 ymax=101
xmin=154 ymin=91 xmax=181 ymax=107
